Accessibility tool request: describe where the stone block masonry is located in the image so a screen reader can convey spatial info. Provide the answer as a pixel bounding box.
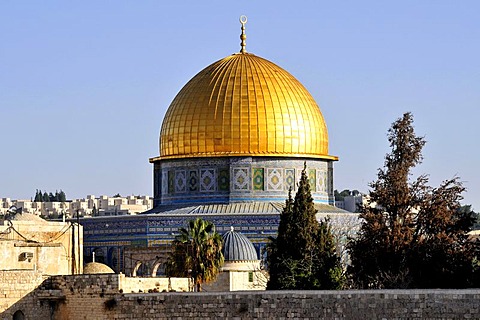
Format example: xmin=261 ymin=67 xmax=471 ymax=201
xmin=0 ymin=273 xmax=190 ymax=319
xmin=95 ymin=290 xmax=480 ymax=319
xmin=0 ymin=271 xmax=43 ymax=310
xmin=2 ymin=274 xmax=480 ymax=319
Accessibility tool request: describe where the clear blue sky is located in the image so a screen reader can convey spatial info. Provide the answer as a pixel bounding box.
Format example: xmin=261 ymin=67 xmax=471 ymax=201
xmin=1 ymin=1 xmax=479 ymax=210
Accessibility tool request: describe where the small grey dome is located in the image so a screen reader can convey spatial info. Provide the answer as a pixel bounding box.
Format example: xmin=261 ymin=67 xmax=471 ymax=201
xmin=222 ymin=227 xmax=258 ymax=261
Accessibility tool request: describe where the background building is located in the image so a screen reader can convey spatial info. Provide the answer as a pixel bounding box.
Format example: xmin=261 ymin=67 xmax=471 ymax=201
xmin=335 ymin=194 xmax=366 ymax=213
xmin=0 ymin=212 xmax=83 ymax=275
xmin=0 ymin=195 xmax=153 ymax=218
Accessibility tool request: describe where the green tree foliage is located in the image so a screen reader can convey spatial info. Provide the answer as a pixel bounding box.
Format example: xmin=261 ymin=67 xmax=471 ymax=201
xmin=58 ymin=190 xmax=66 ymax=202
xmin=460 ymin=205 xmax=479 ymax=230
xmin=165 ymin=218 xmax=224 ymax=291
xmin=347 ymin=113 xmax=478 ymax=289
xmin=34 ymin=189 xmax=42 ymax=202
xmin=266 ymin=165 xmax=344 ymax=290
xmin=33 ymin=189 xmax=67 ymax=202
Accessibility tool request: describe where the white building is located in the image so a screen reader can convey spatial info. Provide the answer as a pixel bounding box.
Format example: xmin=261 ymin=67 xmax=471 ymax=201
xmin=336 ymin=194 xmax=368 ymax=213
xmin=0 ymin=195 xmax=153 ymax=218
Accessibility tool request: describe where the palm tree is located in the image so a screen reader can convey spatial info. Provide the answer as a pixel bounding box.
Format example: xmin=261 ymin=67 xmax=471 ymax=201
xmin=165 ymin=218 xmax=224 ymax=291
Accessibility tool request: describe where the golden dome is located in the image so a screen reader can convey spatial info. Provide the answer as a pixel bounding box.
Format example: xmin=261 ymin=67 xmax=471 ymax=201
xmin=158 ymin=52 xmax=336 ymax=161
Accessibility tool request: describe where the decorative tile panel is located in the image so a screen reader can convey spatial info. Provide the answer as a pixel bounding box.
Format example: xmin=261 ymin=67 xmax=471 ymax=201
xmin=161 ymin=171 xmax=168 ymax=195
xmin=285 ymin=169 xmax=295 ymax=191
xmin=308 ymin=169 xmax=316 ymax=191
xmin=168 ymin=171 xmax=174 ymax=193
xmin=267 ymin=168 xmax=283 ymax=191
xmin=316 ymin=169 xmax=326 ymax=193
xmin=218 ymin=168 xmax=229 ymax=191
xmin=233 ymin=168 xmax=249 ymax=191
xmin=154 ymin=168 xmax=160 ymax=198
xmin=189 ymin=170 xmax=198 ymax=192
xmin=328 ymin=167 xmax=334 ymax=196
xmin=200 ymin=168 xmax=216 ymax=192
xmin=175 ymin=170 xmax=186 ymax=193
xmin=154 ymin=157 xmax=332 ymax=204
xmin=253 ymin=168 xmax=264 ymax=191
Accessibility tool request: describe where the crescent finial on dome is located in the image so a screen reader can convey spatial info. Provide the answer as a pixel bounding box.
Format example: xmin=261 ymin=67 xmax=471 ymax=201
xmin=240 ymin=15 xmax=247 ymax=53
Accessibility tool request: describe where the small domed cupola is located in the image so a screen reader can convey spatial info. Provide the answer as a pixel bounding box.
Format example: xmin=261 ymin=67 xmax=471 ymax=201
xmin=222 ymin=226 xmax=258 ymax=262
xmin=83 ymin=262 xmax=115 ymax=274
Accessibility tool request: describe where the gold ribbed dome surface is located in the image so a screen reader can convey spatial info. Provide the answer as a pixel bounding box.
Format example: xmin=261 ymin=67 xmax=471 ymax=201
xmin=159 ymin=53 xmax=335 ymax=160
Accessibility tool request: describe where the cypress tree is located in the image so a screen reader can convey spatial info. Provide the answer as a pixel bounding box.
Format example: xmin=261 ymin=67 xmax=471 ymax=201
xmin=266 ymin=164 xmax=344 ymax=289
xmin=58 ymin=190 xmax=66 ymax=202
xmin=34 ymin=189 xmax=42 ymax=202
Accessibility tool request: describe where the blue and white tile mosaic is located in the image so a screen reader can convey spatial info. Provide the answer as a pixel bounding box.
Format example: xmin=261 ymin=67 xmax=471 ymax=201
xmin=266 ymin=168 xmax=283 ymax=191
xmin=161 ymin=171 xmax=168 ymax=195
xmin=174 ymin=170 xmax=186 ymax=193
xmin=200 ymin=168 xmax=216 ymax=192
xmin=155 ymin=157 xmax=335 ymax=204
xmin=233 ymin=167 xmax=249 ymax=191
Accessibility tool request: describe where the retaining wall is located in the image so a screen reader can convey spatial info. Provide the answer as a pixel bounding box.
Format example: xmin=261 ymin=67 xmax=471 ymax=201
xmin=0 ymin=270 xmax=47 ymax=316
xmin=2 ymin=273 xmax=480 ymax=320
xmin=88 ymin=290 xmax=480 ymax=320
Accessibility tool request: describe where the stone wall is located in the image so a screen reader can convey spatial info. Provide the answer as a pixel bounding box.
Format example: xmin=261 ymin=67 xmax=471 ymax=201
xmin=72 ymin=290 xmax=480 ymax=319
xmin=120 ymin=274 xmax=191 ymax=293
xmin=0 ymin=270 xmax=45 ymax=314
xmin=0 ymin=273 xmax=191 ymax=319
xmin=3 ymin=278 xmax=480 ymax=320
xmin=0 ymin=270 xmax=55 ymax=320
xmin=202 ymin=270 xmax=267 ymax=292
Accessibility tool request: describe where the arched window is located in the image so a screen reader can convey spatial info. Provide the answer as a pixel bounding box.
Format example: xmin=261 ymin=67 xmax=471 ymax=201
xmin=13 ymin=310 xmax=25 ymax=320
xmin=132 ymin=261 xmax=142 ymax=277
xmin=152 ymin=259 xmax=165 ymax=276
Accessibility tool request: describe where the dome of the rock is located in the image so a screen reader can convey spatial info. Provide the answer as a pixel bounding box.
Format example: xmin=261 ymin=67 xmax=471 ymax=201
xmin=149 ymin=17 xmax=338 ymax=206
xmin=159 ymin=53 xmax=336 ymax=161
xmin=81 ymin=18 xmax=350 ymax=286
